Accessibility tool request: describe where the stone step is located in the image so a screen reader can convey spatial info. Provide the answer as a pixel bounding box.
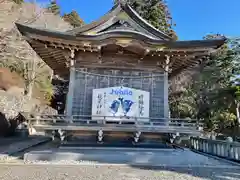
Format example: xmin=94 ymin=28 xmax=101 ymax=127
xmin=0 ymin=136 xmax=51 ymax=157
xmin=60 ymin=141 xmax=172 ymax=149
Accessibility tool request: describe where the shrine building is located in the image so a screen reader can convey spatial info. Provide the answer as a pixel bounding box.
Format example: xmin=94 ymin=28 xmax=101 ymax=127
xmin=16 ymin=2 xmax=225 ymax=124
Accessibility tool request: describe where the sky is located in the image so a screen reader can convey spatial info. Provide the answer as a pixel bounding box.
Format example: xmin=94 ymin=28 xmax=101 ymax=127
xmin=35 ymin=0 xmax=240 ymax=40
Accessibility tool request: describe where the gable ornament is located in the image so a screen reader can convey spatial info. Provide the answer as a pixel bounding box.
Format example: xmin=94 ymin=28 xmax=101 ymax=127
xmin=115 ymin=38 xmax=132 ymax=47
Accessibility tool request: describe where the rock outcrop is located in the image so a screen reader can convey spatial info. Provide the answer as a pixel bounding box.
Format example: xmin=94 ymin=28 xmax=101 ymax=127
xmin=0 ymin=112 xmax=26 ymax=137
xmin=0 ymin=89 xmax=57 ymax=137
xmin=0 ymin=89 xmax=26 ymax=137
xmin=0 ymin=68 xmax=25 ymax=92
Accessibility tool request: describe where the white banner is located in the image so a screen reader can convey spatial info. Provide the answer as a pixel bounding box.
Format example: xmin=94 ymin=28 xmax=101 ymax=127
xmin=91 ymin=86 xmax=150 ymax=122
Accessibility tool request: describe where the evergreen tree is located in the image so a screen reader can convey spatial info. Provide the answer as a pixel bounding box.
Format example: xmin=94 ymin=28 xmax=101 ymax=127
xmin=115 ymin=0 xmax=177 ymax=39
xmin=170 ymin=36 xmax=240 ymax=135
xmin=62 ymin=10 xmax=84 ymax=27
xmin=47 ymin=0 xmax=60 ymax=15
xmin=12 ymin=0 xmax=24 ymax=4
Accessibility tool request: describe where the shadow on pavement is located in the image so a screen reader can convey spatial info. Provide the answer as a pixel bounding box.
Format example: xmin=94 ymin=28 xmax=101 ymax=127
xmin=131 ymin=165 xmax=240 ymax=180
xmin=22 ymin=146 xmax=240 ymax=180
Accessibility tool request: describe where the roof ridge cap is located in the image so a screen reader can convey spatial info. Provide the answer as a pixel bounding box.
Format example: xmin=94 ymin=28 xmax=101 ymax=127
xmin=117 ymin=0 xmax=127 ymax=6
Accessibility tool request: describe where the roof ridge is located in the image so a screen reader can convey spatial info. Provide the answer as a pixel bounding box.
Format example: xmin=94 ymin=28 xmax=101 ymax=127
xmin=116 ymin=0 xmax=127 ymax=5
xmin=66 ymin=3 xmax=172 ymax=40
xmin=123 ymin=4 xmax=172 ymax=40
xmin=66 ymin=4 xmax=121 ymax=34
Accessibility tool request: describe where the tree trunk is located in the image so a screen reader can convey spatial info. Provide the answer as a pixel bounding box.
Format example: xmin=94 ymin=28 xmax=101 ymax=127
xmin=26 ymin=53 xmax=36 ymax=99
xmin=236 ymin=101 xmax=240 ymax=125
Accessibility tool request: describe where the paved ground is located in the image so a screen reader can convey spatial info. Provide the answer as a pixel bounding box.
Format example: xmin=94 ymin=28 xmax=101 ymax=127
xmin=0 ymin=164 xmax=239 ymax=180
xmin=0 ymin=138 xmax=239 ymax=180
xmin=0 ymin=147 xmax=238 ymax=180
xmin=24 ymin=148 xmax=235 ymax=167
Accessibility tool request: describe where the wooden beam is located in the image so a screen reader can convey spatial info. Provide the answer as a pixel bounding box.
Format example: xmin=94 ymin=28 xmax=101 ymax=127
xmin=74 ymin=64 xmax=164 ymax=72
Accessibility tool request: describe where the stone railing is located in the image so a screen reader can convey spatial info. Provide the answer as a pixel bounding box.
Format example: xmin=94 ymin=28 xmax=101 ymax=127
xmin=190 ymin=137 xmax=240 ymax=162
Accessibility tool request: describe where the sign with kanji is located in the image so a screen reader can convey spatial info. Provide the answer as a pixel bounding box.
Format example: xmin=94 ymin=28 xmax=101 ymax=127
xmin=91 ymin=86 xmax=150 ymax=122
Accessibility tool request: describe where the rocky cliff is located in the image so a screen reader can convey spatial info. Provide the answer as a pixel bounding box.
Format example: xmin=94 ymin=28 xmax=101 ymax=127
xmin=0 ymin=0 xmax=72 ymax=136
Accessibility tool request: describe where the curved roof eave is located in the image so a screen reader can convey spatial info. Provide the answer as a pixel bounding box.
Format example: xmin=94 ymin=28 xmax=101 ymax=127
xmin=15 ymin=23 xmax=226 ymax=49
xmin=79 ymin=29 xmax=162 ymax=41
xmin=16 ymin=23 xmax=163 ymax=43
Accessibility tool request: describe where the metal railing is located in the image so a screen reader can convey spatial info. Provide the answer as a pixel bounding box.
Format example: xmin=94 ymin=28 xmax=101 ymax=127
xmin=27 ymin=114 xmax=203 ymax=135
xmin=28 ymin=114 xmax=202 ymax=126
xmin=190 ymin=137 xmax=240 ymax=162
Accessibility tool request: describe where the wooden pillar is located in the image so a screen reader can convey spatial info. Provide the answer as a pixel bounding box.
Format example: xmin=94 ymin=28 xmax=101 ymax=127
xmin=65 ymin=50 xmax=75 ymax=119
xmin=164 ymin=55 xmax=170 ymax=119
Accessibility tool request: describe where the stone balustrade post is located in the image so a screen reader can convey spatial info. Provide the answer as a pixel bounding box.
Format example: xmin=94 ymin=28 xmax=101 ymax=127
xmin=190 ymin=137 xmax=240 ymax=162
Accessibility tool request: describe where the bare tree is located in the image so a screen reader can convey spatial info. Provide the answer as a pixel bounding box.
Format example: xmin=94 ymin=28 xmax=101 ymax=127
xmin=0 ymin=0 xmax=72 ymax=102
